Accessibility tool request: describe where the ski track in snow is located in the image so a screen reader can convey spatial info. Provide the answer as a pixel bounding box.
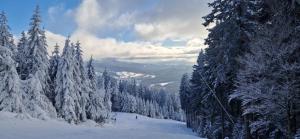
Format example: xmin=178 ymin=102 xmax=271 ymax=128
xmin=0 ymin=112 xmax=203 ymax=139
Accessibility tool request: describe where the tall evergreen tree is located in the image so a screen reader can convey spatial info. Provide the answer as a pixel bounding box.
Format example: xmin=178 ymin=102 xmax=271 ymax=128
xmin=184 ymin=0 xmax=268 ymax=138
xmin=179 ymin=73 xmax=190 ymax=112
xmin=0 ymin=11 xmax=16 ymax=55
xmin=86 ymin=57 xmax=107 ymax=123
xmin=20 ymin=6 xmax=57 ymax=119
xmin=102 ymin=69 xmax=112 ymax=118
xmin=49 ymin=43 xmax=60 ymax=102
xmin=16 ymin=31 xmax=28 ymax=79
xmin=0 ymin=45 xmax=23 ymax=113
xmin=55 ymin=38 xmax=81 ymax=123
xmin=231 ymin=1 xmax=300 ymax=138
xmin=25 ymin=6 xmax=50 ymax=92
xmin=73 ymin=41 xmax=89 ymax=121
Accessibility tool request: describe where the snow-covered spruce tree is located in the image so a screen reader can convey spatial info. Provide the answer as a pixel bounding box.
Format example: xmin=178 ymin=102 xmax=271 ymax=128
xmin=55 ymin=38 xmax=81 ymax=123
xmin=16 ymin=31 xmax=28 ymax=79
xmin=20 ymin=6 xmax=56 ymax=119
xmin=179 ymin=73 xmax=190 ymax=117
xmin=136 ymin=97 xmax=143 ymax=115
xmin=111 ymin=86 xmax=122 ymax=112
xmin=183 ymin=0 xmax=268 ymax=138
xmin=231 ymin=2 xmax=300 ymax=138
xmin=25 ymin=6 xmax=50 ymax=83
xmin=103 ymin=69 xmax=110 ymax=90
xmin=0 ymin=11 xmax=16 ymax=57
xmin=102 ymin=69 xmax=112 ymax=118
xmin=86 ymin=57 xmax=106 ymax=123
xmin=49 ymin=43 xmax=60 ymax=102
xmin=72 ymin=41 xmax=89 ymax=121
xmin=0 ymin=45 xmax=24 ymax=113
xmin=121 ymin=93 xmax=137 ymax=113
xmin=186 ymin=50 xmax=212 ymax=133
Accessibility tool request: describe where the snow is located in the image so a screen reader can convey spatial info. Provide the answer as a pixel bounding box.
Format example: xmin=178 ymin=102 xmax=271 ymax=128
xmin=116 ymin=71 xmax=156 ymax=79
xmin=158 ymin=82 xmax=173 ymax=86
xmin=0 ymin=112 xmax=203 ymax=139
xmin=150 ymin=82 xmax=173 ymax=87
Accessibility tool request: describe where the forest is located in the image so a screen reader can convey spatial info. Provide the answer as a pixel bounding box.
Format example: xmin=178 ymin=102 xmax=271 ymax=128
xmin=1 ymin=0 xmax=300 ymax=139
xmin=179 ymin=0 xmax=300 ymax=139
xmin=0 ymin=6 xmax=183 ymax=125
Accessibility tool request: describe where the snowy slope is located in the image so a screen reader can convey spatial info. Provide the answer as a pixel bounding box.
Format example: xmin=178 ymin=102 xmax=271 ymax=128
xmin=0 ymin=112 xmax=203 ymax=139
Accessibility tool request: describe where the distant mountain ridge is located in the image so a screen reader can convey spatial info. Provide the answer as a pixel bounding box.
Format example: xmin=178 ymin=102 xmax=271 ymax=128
xmin=93 ymin=58 xmax=193 ymax=92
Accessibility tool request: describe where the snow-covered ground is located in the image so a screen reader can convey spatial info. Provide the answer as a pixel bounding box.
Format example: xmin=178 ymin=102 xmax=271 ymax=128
xmin=0 ymin=112 xmax=203 ymax=139
xmin=116 ymin=71 xmax=156 ymax=79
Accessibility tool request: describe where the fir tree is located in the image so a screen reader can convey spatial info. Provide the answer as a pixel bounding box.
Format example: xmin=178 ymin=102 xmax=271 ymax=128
xmin=16 ymin=31 xmax=28 ymax=79
xmin=86 ymin=57 xmax=106 ymax=123
xmin=21 ymin=6 xmax=56 ymax=119
xmin=25 ymin=6 xmax=50 ymax=93
xmin=55 ymin=38 xmax=81 ymax=123
xmin=0 ymin=11 xmax=16 ymax=55
xmin=73 ymin=41 xmax=89 ymax=121
xmin=0 ymin=46 xmax=23 ymax=113
xmin=49 ymin=43 xmax=60 ymax=102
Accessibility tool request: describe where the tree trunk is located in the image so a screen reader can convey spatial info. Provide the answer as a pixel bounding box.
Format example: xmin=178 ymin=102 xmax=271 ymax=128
xmin=221 ymin=110 xmax=225 ymax=139
xmin=244 ymin=116 xmax=252 ymax=139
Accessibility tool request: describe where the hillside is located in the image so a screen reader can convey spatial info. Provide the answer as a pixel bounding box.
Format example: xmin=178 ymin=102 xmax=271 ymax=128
xmin=94 ymin=58 xmax=193 ymax=92
xmin=0 ymin=112 xmax=203 ymax=139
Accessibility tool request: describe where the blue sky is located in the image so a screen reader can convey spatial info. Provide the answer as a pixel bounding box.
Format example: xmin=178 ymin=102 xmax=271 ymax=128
xmin=0 ymin=0 xmax=212 ymax=63
xmin=0 ymin=0 xmax=80 ymax=35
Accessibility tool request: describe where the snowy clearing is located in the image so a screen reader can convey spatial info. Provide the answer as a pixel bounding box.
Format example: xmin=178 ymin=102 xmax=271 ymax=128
xmin=0 ymin=112 xmax=203 ymax=139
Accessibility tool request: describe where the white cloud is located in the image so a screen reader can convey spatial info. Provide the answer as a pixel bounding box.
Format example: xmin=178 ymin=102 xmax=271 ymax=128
xmin=45 ymin=30 xmax=66 ymax=55
xmin=70 ymin=30 xmax=201 ymax=61
xmin=75 ymin=0 xmax=106 ymax=32
xmin=186 ymin=38 xmax=206 ymax=47
xmin=134 ymin=23 xmax=155 ymax=37
xmin=46 ymin=0 xmax=212 ymax=63
xmin=46 ymin=29 xmax=201 ymax=64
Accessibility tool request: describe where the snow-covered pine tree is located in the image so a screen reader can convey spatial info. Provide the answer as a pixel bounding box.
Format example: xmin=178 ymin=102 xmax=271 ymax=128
xmin=149 ymin=101 xmax=156 ymax=118
xmin=25 ymin=6 xmax=50 ymax=84
xmin=179 ymin=73 xmax=190 ymax=113
xmin=136 ymin=97 xmax=143 ymax=115
xmin=86 ymin=56 xmax=97 ymax=94
xmin=49 ymin=43 xmax=60 ymax=102
xmin=103 ymin=68 xmax=110 ymax=91
xmin=20 ymin=6 xmax=56 ymax=119
xmin=73 ymin=41 xmax=88 ymax=121
xmin=49 ymin=43 xmax=60 ymax=82
xmin=231 ymin=2 xmax=300 ymax=137
xmin=0 ymin=11 xmax=16 ymax=56
xmin=182 ymin=0 xmax=268 ymax=138
xmin=102 ymin=69 xmax=112 ymax=118
xmin=16 ymin=31 xmax=28 ymax=79
xmin=55 ymin=38 xmax=81 ymax=123
xmin=0 ymin=45 xmax=23 ymax=113
xmin=86 ymin=56 xmax=106 ymax=123
xmin=111 ymin=85 xmax=122 ymax=112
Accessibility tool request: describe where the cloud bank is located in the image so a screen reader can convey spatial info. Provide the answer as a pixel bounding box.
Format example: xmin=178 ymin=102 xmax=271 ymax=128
xmin=46 ymin=0 xmax=212 ymax=63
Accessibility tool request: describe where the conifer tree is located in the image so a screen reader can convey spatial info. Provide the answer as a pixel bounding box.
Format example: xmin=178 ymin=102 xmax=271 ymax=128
xmin=55 ymin=38 xmax=81 ymax=123
xmin=16 ymin=31 xmax=28 ymax=79
xmin=21 ymin=6 xmax=57 ymax=119
xmin=0 ymin=11 xmax=16 ymax=55
xmin=49 ymin=43 xmax=60 ymax=102
xmin=86 ymin=56 xmax=107 ymax=123
xmin=0 ymin=46 xmax=23 ymax=113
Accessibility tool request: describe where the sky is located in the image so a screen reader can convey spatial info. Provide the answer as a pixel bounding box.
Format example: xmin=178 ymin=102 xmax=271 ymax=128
xmin=0 ymin=0 xmax=212 ymax=64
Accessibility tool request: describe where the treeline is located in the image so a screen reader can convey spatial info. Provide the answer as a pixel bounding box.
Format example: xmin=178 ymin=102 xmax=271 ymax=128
xmin=111 ymin=79 xmax=184 ymax=121
xmin=0 ymin=6 xmax=183 ymax=124
xmin=0 ymin=6 xmax=112 ymax=124
xmin=180 ymin=1 xmax=300 ymax=139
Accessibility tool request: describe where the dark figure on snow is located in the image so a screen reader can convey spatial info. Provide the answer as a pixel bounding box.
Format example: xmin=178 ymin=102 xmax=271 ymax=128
xmin=136 ymin=115 xmax=138 ymax=119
